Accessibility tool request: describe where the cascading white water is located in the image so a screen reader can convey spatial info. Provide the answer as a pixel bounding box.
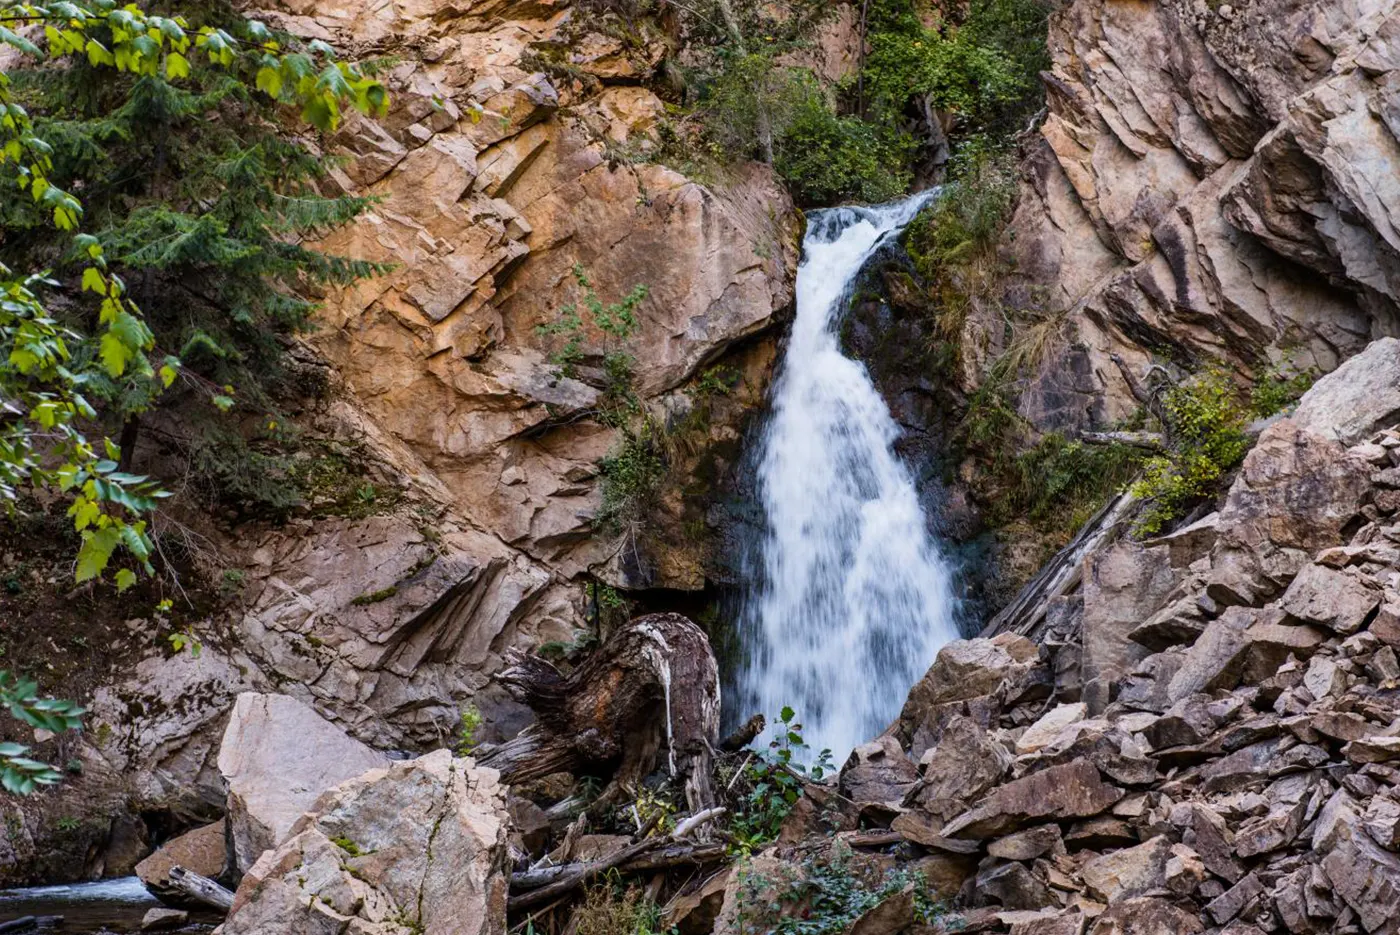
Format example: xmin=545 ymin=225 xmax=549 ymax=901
xmin=735 ymin=192 xmax=960 ymax=763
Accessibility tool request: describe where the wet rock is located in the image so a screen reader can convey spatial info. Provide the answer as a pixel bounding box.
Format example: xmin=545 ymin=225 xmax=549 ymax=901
xmin=136 ymin=819 xmax=228 ymax=899
xmin=218 ymin=693 xmax=387 ymax=873
xmin=140 ymin=908 xmax=189 ymax=931
xmin=221 ymin=750 xmax=509 ymax=935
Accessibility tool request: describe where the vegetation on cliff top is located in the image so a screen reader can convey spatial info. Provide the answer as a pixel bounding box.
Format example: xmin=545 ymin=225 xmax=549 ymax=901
xmin=0 ymin=0 xmax=388 ymax=792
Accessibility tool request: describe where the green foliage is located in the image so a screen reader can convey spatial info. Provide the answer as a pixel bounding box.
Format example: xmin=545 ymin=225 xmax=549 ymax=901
xmin=598 ymin=421 xmax=667 ymax=534
xmin=537 ymin=263 xmax=647 ymax=394
xmin=729 ymin=707 xmax=832 ymax=853
xmin=0 ymin=671 xmax=83 ymax=795
xmin=455 ymin=704 xmax=483 ymax=756
xmin=1009 ymin=433 xmax=1144 ymax=534
xmin=904 ymin=143 xmax=1018 ymax=342
xmin=701 ymin=53 xmax=911 ymax=205
xmin=350 ymin=585 xmax=398 ymax=606
xmin=331 ymin=835 xmax=363 ymax=856
xmin=0 ymin=0 xmax=387 ymax=795
xmin=1250 ymin=357 xmax=1316 ymax=417
xmin=862 ymin=0 xmax=1051 ymax=138
xmin=1131 ymin=369 xmax=1252 ymax=535
xmin=0 ymin=2 xmax=388 ymax=585
xmin=735 ymin=844 xmax=945 ymax=935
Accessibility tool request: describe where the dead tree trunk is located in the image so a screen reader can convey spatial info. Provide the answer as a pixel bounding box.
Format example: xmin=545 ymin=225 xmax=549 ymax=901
xmin=479 ymin=613 xmax=721 ymax=812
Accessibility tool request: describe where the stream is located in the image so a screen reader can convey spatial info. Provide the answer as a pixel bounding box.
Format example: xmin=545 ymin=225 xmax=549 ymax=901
xmin=0 ymin=877 xmax=216 ymax=934
xmin=732 ymin=193 xmax=961 ymax=763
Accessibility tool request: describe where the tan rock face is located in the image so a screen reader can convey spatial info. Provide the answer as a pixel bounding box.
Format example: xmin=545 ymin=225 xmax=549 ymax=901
xmin=991 ymin=0 xmax=1400 ymax=434
xmin=222 ymin=750 xmax=509 ymax=935
xmin=218 ymin=693 xmax=388 ymax=873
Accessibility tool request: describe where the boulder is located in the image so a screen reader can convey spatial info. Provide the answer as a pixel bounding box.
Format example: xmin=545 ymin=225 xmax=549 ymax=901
xmin=140 ymin=908 xmax=189 ymax=932
xmin=908 ymin=715 xmax=1012 ymax=821
xmin=1290 ymin=338 xmax=1400 ymax=446
xmin=1016 ymin=704 xmax=1089 ymax=755
xmin=221 ymin=750 xmax=509 ymax=935
xmin=218 ymin=693 xmax=387 ymax=873
xmin=1081 ymin=835 xmax=1176 ymax=903
xmin=1080 ymin=542 xmax=1179 ymax=713
xmin=136 ymin=819 xmax=228 ymax=899
xmin=1280 ymin=563 xmax=1381 ymax=634
xmin=1085 ymin=898 xmax=1203 ymax=935
xmin=1321 ymin=819 xmax=1400 ymax=935
xmin=902 ymin=635 xmax=1040 ymax=713
xmin=839 ymin=736 xmax=919 ymax=807
xmin=941 ymin=759 xmax=1122 ymax=839
xmin=1165 ymin=608 xmax=1254 ymax=702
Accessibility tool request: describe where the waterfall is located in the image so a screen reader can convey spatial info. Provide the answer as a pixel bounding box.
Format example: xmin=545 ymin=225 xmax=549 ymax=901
xmin=734 ymin=192 xmax=960 ymax=764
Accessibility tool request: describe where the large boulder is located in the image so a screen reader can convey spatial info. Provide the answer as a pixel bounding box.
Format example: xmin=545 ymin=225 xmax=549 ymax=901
xmin=1290 ymin=337 xmax=1400 ymax=446
xmin=941 ymin=759 xmax=1122 ymax=839
xmin=221 ymin=750 xmax=509 ymax=935
xmin=136 ymin=820 xmax=229 ymax=900
xmin=218 ymin=693 xmax=387 ymax=873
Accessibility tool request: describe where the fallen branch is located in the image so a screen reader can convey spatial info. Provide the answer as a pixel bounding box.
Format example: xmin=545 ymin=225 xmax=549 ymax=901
xmin=509 ymin=837 xmax=663 ymax=911
xmin=673 ymin=807 xmax=725 ymax=840
xmin=510 ymin=841 xmax=726 ymax=892
xmin=167 ymin=865 xmax=235 ymax=912
xmin=1078 ymin=430 xmax=1166 ymax=453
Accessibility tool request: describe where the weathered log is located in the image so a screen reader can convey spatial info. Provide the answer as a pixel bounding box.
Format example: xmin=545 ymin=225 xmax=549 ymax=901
xmin=480 ymin=614 xmax=721 ymax=812
xmin=510 ymin=835 xmax=663 ymax=912
xmin=166 ymin=866 xmax=234 ymax=912
xmin=720 ymin=713 xmax=765 ymax=752
xmin=510 ymin=841 xmax=726 ymax=891
xmin=1078 ymin=430 xmax=1166 ymax=452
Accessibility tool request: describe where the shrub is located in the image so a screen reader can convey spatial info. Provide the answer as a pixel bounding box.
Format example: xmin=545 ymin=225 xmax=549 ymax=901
xmin=700 ymin=53 xmax=911 ymax=205
xmin=1131 ymin=369 xmax=1252 ymax=535
xmin=728 ymin=707 xmax=832 ymax=853
xmin=573 ymin=883 xmax=667 ymax=935
xmin=455 ymin=705 xmax=483 ymax=756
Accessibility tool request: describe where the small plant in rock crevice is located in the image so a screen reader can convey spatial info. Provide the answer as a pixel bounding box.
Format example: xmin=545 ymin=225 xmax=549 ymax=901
xmin=455 ymin=705 xmax=483 ymax=756
xmin=734 ymin=843 xmax=947 ymax=935
xmin=728 ymin=706 xmax=832 ymax=854
xmin=1130 ymin=367 xmax=1253 ymax=536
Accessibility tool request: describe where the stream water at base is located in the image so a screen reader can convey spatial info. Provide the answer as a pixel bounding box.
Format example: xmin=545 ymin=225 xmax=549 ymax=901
xmin=0 ymin=877 xmax=217 ymax=934
xmin=732 ymin=192 xmax=961 ymax=764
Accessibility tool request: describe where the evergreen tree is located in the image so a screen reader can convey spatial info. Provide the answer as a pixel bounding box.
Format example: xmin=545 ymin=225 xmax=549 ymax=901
xmin=0 ymin=0 xmax=388 ymax=793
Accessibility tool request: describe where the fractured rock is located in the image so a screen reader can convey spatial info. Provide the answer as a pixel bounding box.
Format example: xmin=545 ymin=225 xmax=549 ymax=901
xmin=217 ymin=692 xmax=387 ymax=873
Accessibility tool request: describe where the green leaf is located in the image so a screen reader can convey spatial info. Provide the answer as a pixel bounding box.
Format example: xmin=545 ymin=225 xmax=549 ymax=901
xmin=75 ymin=527 xmax=121 ymax=583
xmin=255 ymin=66 xmax=283 ymax=98
xmin=99 ymin=331 xmax=132 ymax=377
xmin=114 ymin=568 xmax=137 ymax=592
xmin=81 ymin=267 xmax=107 ymax=295
xmin=165 ymin=51 xmax=190 ymax=79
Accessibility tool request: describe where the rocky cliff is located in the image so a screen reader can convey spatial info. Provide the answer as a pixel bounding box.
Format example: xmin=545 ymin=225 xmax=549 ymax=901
xmin=990 ymin=0 xmax=1400 ymax=432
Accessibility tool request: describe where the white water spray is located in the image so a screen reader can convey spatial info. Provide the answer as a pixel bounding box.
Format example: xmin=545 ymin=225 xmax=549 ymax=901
xmin=735 ymin=193 xmax=960 ymax=763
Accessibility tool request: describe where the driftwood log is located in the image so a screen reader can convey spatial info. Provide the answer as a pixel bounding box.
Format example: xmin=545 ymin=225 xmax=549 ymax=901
xmin=167 ymin=865 xmax=235 ymax=912
xmin=479 ymin=613 xmax=721 ymax=813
